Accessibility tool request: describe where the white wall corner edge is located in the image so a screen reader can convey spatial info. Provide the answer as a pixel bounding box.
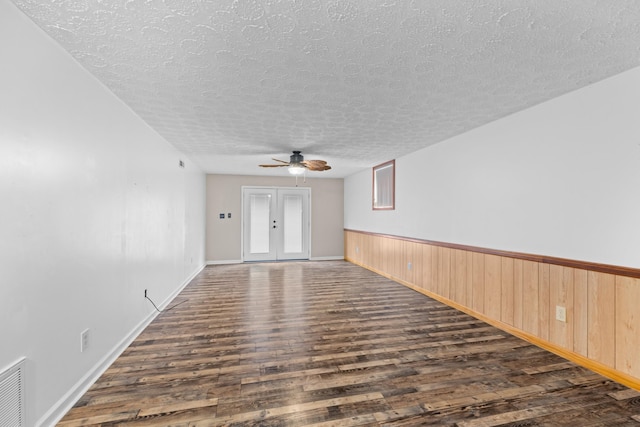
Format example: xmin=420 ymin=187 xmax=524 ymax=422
xmin=157 ymin=263 xmax=206 ymax=311
xmin=37 ymin=263 xmax=206 ymax=427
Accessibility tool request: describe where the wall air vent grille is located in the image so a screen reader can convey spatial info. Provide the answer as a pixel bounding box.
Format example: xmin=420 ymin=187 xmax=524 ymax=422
xmin=0 ymin=358 xmax=25 ymax=427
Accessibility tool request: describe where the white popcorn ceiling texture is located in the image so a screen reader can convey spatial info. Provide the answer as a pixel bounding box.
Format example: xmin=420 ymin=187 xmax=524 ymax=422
xmin=11 ymin=0 xmax=640 ymax=176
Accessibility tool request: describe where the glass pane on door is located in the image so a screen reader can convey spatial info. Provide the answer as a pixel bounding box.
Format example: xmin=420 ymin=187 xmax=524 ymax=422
xmin=249 ymin=194 xmax=270 ymax=254
xmin=283 ymin=194 xmax=303 ymax=253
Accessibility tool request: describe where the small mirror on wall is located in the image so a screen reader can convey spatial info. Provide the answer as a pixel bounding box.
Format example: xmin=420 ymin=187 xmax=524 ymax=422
xmin=372 ymin=160 xmax=395 ymax=210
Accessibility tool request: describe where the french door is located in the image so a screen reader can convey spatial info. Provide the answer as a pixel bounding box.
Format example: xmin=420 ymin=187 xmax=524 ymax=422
xmin=242 ymin=187 xmax=310 ymax=261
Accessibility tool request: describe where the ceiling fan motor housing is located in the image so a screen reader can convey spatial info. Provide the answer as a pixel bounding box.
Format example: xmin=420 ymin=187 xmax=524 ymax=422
xmin=290 ymin=151 xmax=304 ymax=164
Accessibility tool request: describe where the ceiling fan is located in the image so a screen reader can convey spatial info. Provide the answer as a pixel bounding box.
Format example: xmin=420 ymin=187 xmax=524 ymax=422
xmin=259 ymin=151 xmax=331 ymax=175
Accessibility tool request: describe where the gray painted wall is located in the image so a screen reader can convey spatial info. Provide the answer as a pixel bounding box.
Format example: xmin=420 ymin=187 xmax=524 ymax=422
xmin=206 ymin=174 xmax=344 ymax=263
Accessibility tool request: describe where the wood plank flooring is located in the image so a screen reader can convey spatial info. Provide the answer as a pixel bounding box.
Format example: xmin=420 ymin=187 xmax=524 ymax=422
xmin=58 ymin=261 xmax=640 ymax=426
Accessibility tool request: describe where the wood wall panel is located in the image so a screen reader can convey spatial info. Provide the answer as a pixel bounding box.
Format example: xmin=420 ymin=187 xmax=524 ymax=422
xmin=587 ymin=271 xmax=615 ymax=366
xmin=386 ymin=237 xmax=395 ymax=276
xmin=549 ymin=265 xmax=574 ymax=350
xmin=450 ymin=249 xmax=467 ymax=306
xmin=357 ymin=232 xmax=367 ymax=267
xmin=343 ymin=230 xmax=640 ymax=390
xmin=402 ymin=240 xmax=411 ymax=284
xmin=472 ymin=252 xmax=485 ymax=314
xmin=538 ymin=264 xmax=550 ymax=341
xmin=421 ymin=243 xmax=433 ymax=292
xmin=391 ymin=238 xmax=401 ymax=279
xmin=449 ymin=248 xmax=462 ymax=304
xmin=451 ymin=248 xmax=473 ymax=307
xmin=344 ymin=232 xmax=353 ymax=260
xmin=438 ymin=247 xmax=451 ymax=299
xmin=371 ymin=233 xmax=380 ymax=269
xmin=408 ymin=241 xmax=420 ymax=288
xmin=431 ymin=244 xmax=439 ymax=294
xmin=573 ymin=269 xmax=589 ymax=357
xmin=587 ymin=272 xmax=616 ymax=366
xmin=362 ymin=233 xmax=369 ymax=266
xmin=464 ymin=251 xmax=473 ymax=307
xmin=398 ymin=238 xmax=406 ymax=280
xmin=501 ymin=257 xmax=514 ymax=326
xmin=381 ymin=237 xmax=392 ymax=275
xmin=415 ymin=242 xmax=424 ymax=289
xmin=616 ymin=276 xmax=640 ymax=378
xmin=484 ymin=254 xmax=502 ymax=320
xmin=513 ymin=259 xmax=524 ymax=330
xmin=521 ymin=260 xmax=539 ymax=336
xmin=392 ymin=238 xmax=401 ymax=280
xmin=464 ymin=251 xmax=473 ymax=309
xmin=430 ymin=246 xmax=439 ymax=294
xmin=357 ymin=232 xmax=365 ymax=265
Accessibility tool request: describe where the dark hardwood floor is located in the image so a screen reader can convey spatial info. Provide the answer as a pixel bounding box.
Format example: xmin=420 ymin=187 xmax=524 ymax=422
xmin=58 ymin=261 xmax=640 ymax=426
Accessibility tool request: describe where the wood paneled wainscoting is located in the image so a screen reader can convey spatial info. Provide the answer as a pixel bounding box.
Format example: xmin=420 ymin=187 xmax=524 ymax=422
xmin=344 ymin=229 xmax=640 ymax=391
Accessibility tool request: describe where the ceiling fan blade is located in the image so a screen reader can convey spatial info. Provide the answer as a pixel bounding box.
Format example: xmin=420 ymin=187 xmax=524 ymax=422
xmin=259 ymin=164 xmax=289 ymax=168
xmin=271 ymin=158 xmax=290 ymax=164
xmin=302 ymin=160 xmax=331 ymax=171
xmin=303 ymin=162 xmax=331 ymax=171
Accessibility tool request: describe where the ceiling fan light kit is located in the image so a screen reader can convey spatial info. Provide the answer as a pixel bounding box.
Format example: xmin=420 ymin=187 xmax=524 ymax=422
xmin=259 ymin=151 xmax=332 ymax=175
xmin=288 ymin=164 xmax=306 ymax=175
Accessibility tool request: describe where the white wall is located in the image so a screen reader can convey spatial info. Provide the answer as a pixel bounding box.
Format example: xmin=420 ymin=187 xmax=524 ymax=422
xmin=345 ymin=65 xmax=640 ymax=269
xmin=0 ymin=1 xmax=206 ymax=425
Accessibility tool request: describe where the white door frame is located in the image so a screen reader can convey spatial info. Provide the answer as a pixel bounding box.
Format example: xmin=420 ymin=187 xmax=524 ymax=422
xmin=241 ymin=186 xmax=311 ymax=261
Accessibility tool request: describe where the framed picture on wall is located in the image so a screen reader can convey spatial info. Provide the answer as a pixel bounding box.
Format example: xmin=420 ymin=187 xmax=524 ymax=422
xmin=372 ymin=159 xmax=395 ymax=210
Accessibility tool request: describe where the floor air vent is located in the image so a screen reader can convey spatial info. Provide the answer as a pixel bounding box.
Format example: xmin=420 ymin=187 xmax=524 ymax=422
xmin=0 ymin=358 xmax=25 ymax=427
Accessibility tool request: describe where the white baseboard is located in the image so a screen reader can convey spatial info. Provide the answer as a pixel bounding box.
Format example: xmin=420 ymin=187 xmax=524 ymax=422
xmin=309 ymin=256 xmax=344 ymax=261
xmin=38 ymin=312 xmax=157 ymax=427
xmin=206 ymin=257 xmax=343 ymax=264
xmin=38 ymin=263 xmax=206 ymax=427
xmin=206 ymin=259 xmax=243 ymax=265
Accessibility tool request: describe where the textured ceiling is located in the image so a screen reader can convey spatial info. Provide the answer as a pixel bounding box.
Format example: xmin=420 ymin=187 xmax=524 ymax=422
xmin=11 ymin=0 xmax=640 ymax=177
